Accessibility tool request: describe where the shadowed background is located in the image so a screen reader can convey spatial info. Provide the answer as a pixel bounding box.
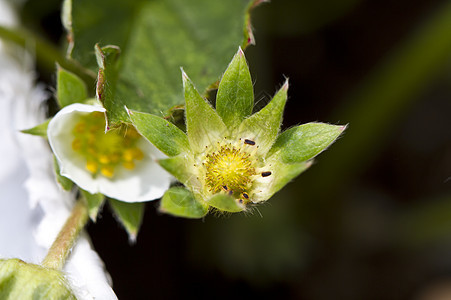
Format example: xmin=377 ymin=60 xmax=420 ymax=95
xmin=17 ymin=0 xmax=451 ymax=299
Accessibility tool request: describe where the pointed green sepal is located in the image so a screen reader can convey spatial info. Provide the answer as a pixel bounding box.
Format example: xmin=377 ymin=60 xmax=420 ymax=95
xmin=183 ymin=70 xmax=227 ymax=153
xmin=0 ymin=259 xmax=76 ymax=299
xmin=160 ymin=187 xmax=208 ymax=218
xmin=208 ymin=193 xmax=245 ymax=212
xmin=268 ymin=123 xmax=347 ymax=164
xmin=108 ymin=199 xmax=145 ymax=242
xmin=56 ymin=65 xmax=88 ymax=108
xmin=158 ymin=155 xmax=193 ymax=185
xmin=256 ymin=161 xmax=312 ymax=202
xmin=238 ymin=79 xmax=288 ymax=154
xmin=80 ymin=189 xmax=105 ymax=221
xmin=21 ymin=119 xmax=50 ymax=137
xmin=216 ymin=47 xmax=254 ymax=130
xmin=129 ymin=109 xmax=189 ymax=156
xmin=53 ymin=156 xmax=73 ymax=191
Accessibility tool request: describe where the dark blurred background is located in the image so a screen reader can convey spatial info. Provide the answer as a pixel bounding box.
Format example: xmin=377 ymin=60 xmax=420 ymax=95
xmin=19 ymin=0 xmax=451 ymax=299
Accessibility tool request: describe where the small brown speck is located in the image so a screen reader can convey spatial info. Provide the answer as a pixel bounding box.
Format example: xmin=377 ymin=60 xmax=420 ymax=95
xmin=244 ymin=139 xmax=255 ymax=145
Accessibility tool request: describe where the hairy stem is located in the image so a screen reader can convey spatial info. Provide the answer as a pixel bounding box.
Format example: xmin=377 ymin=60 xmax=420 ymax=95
xmin=41 ymin=199 xmax=89 ymax=270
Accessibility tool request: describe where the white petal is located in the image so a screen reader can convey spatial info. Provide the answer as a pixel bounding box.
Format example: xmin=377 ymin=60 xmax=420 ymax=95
xmin=64 ymin=236 xmax=117 ymax=300
xmin=0 ymin=162 xmax=45 ymax=262
xmin=93 ymin=139 xmax=172 ymax=202
xmin=47 ymin=103 xmax=106 ymax=194
xmin=48 ymin=103 xmax=172 ymax=202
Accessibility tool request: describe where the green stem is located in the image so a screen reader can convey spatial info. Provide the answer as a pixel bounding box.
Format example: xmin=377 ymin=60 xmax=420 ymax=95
xmin=41 ymin=199 xmax=89 ymax=270
xmin=0 ymin=26 xmax=96 ymax=84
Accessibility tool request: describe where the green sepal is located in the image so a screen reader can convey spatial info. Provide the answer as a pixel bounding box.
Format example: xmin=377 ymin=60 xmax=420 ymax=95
xmin=128 ymin=110 xmax=189 ymax=157
xmin=0 ymin=259 xmax=76 ymax=299
xmin=208 ymin=193 xmax=244 ymax=213
xmin=216 ymin=47 xmax=254 ymax=130
xmin=95 ymin=44 xmax=122 ymax=126
xmin=80 ymin=189 xmax=105 ymax=222
xmin=183 ymin=70 xmax=227 ymax=153
xmin=53 ymin=156 xmax=73 ymax=191
xmin=260 ymin=161 xmax=312 ymax=202
xmin=108 ymin=198 xmax=145 ymax=242
xmin=160 ymin=187 xmax=208 ymax=219
xmin=158 ymin=155 xmax=192 ymax=185
xmin=268 ymin=123 xmax=346 ymax=164
xmin=20 ymin=119 xmax=50 ymax=137
xmin=56 ymin=65 xmax=88 ymax=108
xmin=238 ymin=79 xmax=288 ymax=154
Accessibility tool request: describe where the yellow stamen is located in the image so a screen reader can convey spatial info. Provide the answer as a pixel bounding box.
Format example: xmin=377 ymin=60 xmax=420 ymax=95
xmin=110 ymin=153 xmax=120 ymax=163
xmin=86 ymin=160 xmax=98 ymax=174
xmin=72 ymin=112 xmax=145 ymax=178
xmin=132 ymin=148 xmax=144 ymax=160
xmin=100 ymin=165 xmax=114 ymax=178
xmin=72 ymin=138 xmax=82 ymax=151
xmin=74 ymin=122 xmax=86 ymax=133
xmin=122 ymin=161 xmax=135 ymax=170
xmin=98 ymin=154 xmax=110 ymax=164
xmin=204 ymin=144 xmax=256 ymax=194
xmin=123 ymin=149 xmax=134 ymax=162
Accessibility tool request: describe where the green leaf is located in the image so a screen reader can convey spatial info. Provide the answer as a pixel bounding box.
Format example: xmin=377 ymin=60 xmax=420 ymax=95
xmin=70 ymin=0 xmax=259 ymax=125
xmin=238 ymin=79 xmax=288 ymax=154
xmin=183 ymin=71 xmax=227 ymax=153
xmin=108 ymin=199 xmax=145 ymax=242
xmin=95 ymin=44 xmax=121 ymax=122
xmin=208 ymin=193 xmax=244 ymax=213
xmin=66 ymin=0 xmax=143 ymax=69
xmin=129 ymin=110 xmax=189 ymax=156
xmin=20 ymin=119 xmax=50 ymax=137
xmin=216 ymin=47 xmax=254 ymax=129
xmin=53 ymin=156 xmax=73 ymax=191
xmin=158 ymin=155 xmax=193 ymax=185
xmin=268 ymin=123 xmax=346 ymax=164
xmin=80 ymin=189 xmax=104 ymax=221
xmin=0 ymin=259 xmax=76 ymax=299
xmin=56 ymin=65 xmax=88 ymax=107
xmin=160 ymin=187 xmax=208 ymax=219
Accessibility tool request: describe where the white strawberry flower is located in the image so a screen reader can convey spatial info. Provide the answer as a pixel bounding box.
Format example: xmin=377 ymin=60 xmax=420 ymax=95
xmin=47 ymin=103 xmax=172 ymax=202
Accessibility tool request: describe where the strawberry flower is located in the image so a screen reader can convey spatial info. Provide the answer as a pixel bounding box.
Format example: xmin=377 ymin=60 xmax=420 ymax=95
xmin=47 ymin=103 xmax=171 ymax=202
xmin=130 ymin=48 xmax=346 ymax=217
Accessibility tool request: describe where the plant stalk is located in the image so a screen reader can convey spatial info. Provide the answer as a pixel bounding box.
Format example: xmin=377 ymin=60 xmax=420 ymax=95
xmin=41 ymin=199 xmax=89 ymax=270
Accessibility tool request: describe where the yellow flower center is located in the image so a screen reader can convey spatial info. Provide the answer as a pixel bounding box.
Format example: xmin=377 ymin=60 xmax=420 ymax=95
xmin=71 ymin=111 xmax=144 ymax=178
xmin=203 ymin=144 xmax=256 ymax=199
